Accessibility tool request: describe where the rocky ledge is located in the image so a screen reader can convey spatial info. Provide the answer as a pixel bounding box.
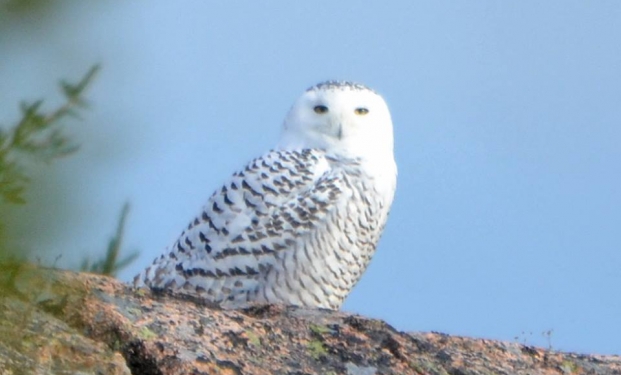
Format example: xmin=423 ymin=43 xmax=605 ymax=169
xmin=0 ymin=265 xmax=619 ymax=374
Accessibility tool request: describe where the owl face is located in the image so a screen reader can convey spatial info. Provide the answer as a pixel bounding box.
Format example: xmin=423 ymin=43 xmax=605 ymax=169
xmin=280 ymin=82 xmax=394 ymax=161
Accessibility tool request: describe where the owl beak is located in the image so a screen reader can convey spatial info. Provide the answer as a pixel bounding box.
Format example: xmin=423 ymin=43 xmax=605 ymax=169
xmin=336 ymin=123 xmax=343 ymax=140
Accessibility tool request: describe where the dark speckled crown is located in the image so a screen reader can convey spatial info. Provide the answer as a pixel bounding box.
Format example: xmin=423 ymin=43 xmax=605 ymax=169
xmin=306 ymin=81 xmax=375 ymax=93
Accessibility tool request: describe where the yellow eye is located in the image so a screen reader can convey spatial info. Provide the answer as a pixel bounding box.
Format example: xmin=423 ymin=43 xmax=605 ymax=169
xmin=354 ymin=107 xmax=369 ymax=115
xmin=314 ymin=105 xmax=329 ymax=114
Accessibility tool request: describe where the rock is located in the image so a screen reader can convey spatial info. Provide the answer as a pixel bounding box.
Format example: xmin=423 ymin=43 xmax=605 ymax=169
xmin=0 ymin=264 xmax=619 ymax=375
xmin=0 ymin=263 xmax=130 ymax=375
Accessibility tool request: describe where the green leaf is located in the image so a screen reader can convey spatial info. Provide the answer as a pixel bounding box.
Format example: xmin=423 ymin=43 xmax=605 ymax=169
xmin=81 ymin=203 xmax=140 ymax=276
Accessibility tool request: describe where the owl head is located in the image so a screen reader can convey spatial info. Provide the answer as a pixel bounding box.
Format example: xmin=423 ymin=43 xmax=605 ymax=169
xmin=279 ymin=81 xmax=395 ymax=164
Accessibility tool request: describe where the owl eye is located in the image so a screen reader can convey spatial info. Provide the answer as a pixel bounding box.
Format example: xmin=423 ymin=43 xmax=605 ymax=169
xmin=354 ymin=107 xmax=369 ymax=115
xmin=313 ymin=105 xmax=329 ymax=114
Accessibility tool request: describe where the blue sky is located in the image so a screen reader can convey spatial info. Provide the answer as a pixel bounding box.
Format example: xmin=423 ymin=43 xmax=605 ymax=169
xmin=1 ymin=1 xmax=620 ymax=354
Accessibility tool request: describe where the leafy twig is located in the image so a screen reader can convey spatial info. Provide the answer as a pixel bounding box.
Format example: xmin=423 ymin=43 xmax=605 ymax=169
xmin=0 ymin=64 xmax=100 ymax=205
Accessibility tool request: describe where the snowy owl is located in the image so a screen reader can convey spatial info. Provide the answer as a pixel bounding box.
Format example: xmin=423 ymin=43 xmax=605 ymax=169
xmin=133 ymin=81 xmax=397 ymax=310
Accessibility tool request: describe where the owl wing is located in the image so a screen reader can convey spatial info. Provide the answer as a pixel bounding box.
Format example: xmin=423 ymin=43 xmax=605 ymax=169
xmin=137 ymin=149 xmax=352 ymax=305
